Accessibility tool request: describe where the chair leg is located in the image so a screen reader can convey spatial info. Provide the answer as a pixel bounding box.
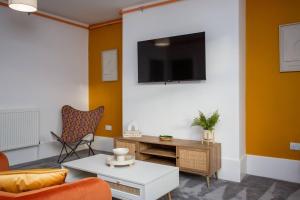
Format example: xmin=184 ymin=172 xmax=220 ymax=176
xmin=58 ymin=143 xmax=71 ymax=163
xmin=66 ymin=142 xmax=81 ymax=158
xmin=68 ymin=149 xmax=80 ymax=159
xmin=88 ymin=142 xmax=95 ymax=155
xmin=71 ymin=142 xmax=81 ymax=158
xmin=65 ymin=145 xmax=69 ymax=154
xmin=57 ymin=143 xmax=66 ymax=163
xmin=91 ymin=147 xmax=95 ymax=155
xmin=60 ymin=148 xmax=74 ymax=163
xmin=59 ymin=142 xmax=79 ymax=163
xmin=59 ymin=153 xmax=69 ymax=164
xmin=59 ymin=146 xmax=72 ymax=164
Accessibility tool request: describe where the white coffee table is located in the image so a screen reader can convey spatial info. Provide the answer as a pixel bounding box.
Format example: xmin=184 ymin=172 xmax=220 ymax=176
xmin=62 ymin=154 xmax=179 ymax=200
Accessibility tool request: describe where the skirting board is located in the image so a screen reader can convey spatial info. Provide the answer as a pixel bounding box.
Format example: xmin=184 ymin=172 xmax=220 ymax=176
xmin=91 ymin=136 xmax=114 ymax=153
xmin=5 ymin=141 xmax=88 ymax=166
xmin=38 ymin=141 xmax=88 ymax=159
xmin=4 ymin=137 xmax=112 ymax=166
xmin=240 ymin=154 xmax=247 ymax=180
xmin=4 ymin=146 xmax=38 ymax=166
xmin=218 ymin=156 xmax=245 ymax=182
xmin=247 ymin=155 xmax=300 ymax=184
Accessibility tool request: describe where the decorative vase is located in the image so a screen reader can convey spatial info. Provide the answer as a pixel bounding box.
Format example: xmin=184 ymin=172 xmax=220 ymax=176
xmin=202 ymin=130 xmax=215 ymax=143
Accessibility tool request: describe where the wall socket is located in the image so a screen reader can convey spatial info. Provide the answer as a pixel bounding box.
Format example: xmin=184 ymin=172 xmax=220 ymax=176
xmin=290 ymin=142 xmax=300 ymax=151
xmin=105 ymin=125 xmax=112 ymax=131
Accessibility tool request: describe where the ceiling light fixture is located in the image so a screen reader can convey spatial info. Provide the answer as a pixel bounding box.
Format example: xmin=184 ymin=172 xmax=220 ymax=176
xmin=8 ymin=0 xmax=37 ymax=13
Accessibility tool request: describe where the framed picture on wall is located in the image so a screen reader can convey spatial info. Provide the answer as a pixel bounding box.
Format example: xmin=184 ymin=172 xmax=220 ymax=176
xmin=279 ymin=23 xmax=300 ymax=72
xmin=102 ymin=49 xmax=118 ymax=81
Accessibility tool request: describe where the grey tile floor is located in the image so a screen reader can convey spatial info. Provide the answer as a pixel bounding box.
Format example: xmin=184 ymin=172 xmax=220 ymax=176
xmin=12 ymin=150 xmax=300 ymax=200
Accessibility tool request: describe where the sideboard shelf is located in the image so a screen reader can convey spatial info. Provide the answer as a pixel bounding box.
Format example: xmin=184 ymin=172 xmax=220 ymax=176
xmin=140 ymin=148 xmax=176 ymax=158
xmin=114 ymin=135 xmax=221 ymax=187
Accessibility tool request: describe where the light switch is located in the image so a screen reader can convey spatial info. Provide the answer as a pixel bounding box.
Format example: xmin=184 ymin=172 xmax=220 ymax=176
xmin=105 ymin=125 xmax=112 ymax=131
xmin=290 ymin=142 xmax=300 ymax=151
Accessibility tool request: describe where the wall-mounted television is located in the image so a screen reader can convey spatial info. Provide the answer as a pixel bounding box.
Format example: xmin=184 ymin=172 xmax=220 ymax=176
xmin=138 ymin=32 xmax=206 ymax=83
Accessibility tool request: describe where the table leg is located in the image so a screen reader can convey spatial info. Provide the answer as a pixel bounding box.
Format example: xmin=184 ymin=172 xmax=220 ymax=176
xmin=206 ymin=176 xmax=210 ymax=188
xmin=215 ymin=172 xmax=218 ymax=180
xmin=167 ymin=192 xmax=172 ymax=200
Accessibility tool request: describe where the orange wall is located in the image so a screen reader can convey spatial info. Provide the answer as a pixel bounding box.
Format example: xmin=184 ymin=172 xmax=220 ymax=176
xmin=89 ymin=23 xmax=122 ymax=137
xmin=246 ymin=0 xmax=300 ymax=160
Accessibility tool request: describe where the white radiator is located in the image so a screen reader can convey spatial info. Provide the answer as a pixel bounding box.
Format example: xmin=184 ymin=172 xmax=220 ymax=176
xmin=0 ymin=109 xmax=39 ymax=151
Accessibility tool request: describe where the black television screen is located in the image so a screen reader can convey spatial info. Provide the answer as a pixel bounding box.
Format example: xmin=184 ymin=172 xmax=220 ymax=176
xmin=138 ymin=32 xmax=206 ymax=83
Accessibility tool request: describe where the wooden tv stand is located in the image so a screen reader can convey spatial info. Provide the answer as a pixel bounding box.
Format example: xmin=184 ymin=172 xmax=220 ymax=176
xmin=114 ymin=135 xmax=221 ymax=187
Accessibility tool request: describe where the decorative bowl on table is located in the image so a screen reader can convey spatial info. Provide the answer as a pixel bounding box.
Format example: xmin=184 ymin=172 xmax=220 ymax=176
xmin=106 ymin=155 xmax=135 ymax=168
xmin=112 ymin=148 xmax=129 ymax=161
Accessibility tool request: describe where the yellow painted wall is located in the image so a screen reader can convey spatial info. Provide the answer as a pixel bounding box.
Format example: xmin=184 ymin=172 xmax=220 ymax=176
xmin=89 ymin=23 xmax=122 ymax=137
xmin=246 ymin=0 xmax=300 ymax=160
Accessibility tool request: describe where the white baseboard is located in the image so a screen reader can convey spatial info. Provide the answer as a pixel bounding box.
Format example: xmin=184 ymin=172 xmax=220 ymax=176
xmin=92 ymin=136 xmax=114 ymax=152
xmin=247 ymin=155 xmax=300 ymax=183
xmin=38 ymin=141 xmax=87 ymax=159
xmin=219 ymin=157 xmax=244 ymax=182
xmin=240 ymin=154 xmax=247 ymax=180
xmin=38 ymin=141 xmax=64 ymax=159
xmin=4 ymin=136 xmax=113 ymax=165
xmin=4 ymin=141 xmax=88 ymax=166
xmin=4 ymin=146 xmax=38 ymax=166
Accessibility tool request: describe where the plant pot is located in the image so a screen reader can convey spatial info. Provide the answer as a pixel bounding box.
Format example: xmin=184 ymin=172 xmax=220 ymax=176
xmin=203 ymin=130 xmax=214 ymax=141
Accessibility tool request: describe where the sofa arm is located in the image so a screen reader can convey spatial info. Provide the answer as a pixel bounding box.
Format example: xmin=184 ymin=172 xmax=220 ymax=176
xmin=0 ymin=178 xmax=112 ymax=200
xmin=0 ymin=152 xmax=9 ymax=172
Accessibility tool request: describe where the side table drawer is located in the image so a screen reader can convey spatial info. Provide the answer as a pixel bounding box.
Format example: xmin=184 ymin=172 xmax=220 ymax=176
xmin=98 ymin=175 xmax=144 ymax=200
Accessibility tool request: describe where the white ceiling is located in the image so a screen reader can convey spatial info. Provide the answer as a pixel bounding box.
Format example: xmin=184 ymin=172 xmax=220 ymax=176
xmin=3 ymin=0 xmax=157 ymax=24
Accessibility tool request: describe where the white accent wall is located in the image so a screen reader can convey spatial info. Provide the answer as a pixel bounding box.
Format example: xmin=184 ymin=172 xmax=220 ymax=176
xmin=0 ymin=8 xmax=88 ymax=165
xmin=123 ymin=0 xmax=245 ymax=182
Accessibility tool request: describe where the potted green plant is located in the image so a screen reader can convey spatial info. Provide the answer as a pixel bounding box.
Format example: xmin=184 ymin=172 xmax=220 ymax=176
xmin=192 ymin=111 xmax=220 ymax=142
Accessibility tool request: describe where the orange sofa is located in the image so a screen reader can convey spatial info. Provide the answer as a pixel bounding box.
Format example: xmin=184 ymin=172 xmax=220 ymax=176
xmin=0 ymin=152 xmax=112 ymax=200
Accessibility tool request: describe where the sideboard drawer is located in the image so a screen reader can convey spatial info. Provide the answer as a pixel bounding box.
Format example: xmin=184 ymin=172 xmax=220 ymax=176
xmin=98 ymin=175 xmax=144 ymax=200
xmin=177 ymin=147 xmax=209 ymax=174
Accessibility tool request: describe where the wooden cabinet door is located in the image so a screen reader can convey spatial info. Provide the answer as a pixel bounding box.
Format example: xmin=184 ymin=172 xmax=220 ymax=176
xmin=177 ymin=147 xmax=209 ymax=174
xmin=115 ymin=140 xmax=137 ymax=156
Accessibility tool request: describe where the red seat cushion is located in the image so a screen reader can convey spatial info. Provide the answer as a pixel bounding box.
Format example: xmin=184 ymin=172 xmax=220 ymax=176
xmin=0 ymin=152 xmax=9 ymax=172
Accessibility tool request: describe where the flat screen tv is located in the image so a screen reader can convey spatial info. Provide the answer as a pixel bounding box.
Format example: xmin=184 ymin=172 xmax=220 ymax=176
xmin=138 ymin=32 xmax=206 ymax=83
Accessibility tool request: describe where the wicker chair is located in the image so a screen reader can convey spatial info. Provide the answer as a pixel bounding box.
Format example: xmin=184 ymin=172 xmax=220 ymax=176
xmin=51 ymin=105 xmax=104 ymax=163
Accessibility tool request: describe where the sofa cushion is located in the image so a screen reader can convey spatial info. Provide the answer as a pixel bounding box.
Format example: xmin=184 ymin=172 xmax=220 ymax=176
xmin=0 ymin=177 xmax=112 ymax=200
xmin=0 ymin=168 xmax=67 ymax=193
xmin=0 ymin=152 xmax=9 ymax=172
